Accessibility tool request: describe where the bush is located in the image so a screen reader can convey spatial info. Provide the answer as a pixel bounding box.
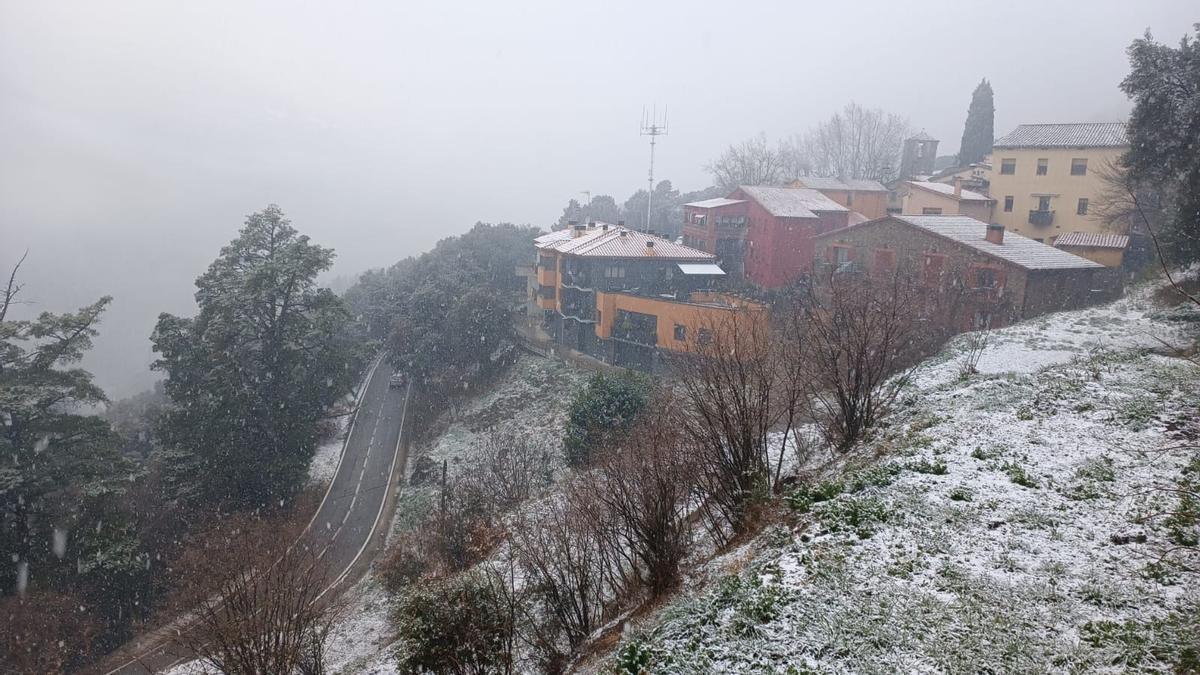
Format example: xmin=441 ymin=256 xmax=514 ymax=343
xmin=1002 ymin=462 xmax=1039 ymax=488
xmin=393 ymin=572 xmax=514 ymax=674
xmin=562 ymin=371 xmax=651 ymax=467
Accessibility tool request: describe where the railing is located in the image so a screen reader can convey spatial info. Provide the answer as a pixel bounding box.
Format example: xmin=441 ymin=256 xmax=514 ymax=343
xmin=1028 ymin=209 xmax=1055 ymax=226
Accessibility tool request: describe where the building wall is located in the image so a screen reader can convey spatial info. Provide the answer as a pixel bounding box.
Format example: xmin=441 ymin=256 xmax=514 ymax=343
xmin=733 ymin=188 xmax=850 ymax=288
xmin=899 ymin=185 xmax=993 ymax=222
xmin=1022 ymin=267 xmax=1123 ymax=317
xmin=681 ymin=202 xmax=748 ymax=254
xmin=594 ymin=291 xmax=766 ymax=353
xmin=1055 ymin=245 xmax=1125 ymax=268
xmin=989 ymin=146 xmax=1125 ymax=241
xmin=812 ymin=219 xmax=1031 ymax=328
xmin=810 ymin=189 xmax=888 ymax=219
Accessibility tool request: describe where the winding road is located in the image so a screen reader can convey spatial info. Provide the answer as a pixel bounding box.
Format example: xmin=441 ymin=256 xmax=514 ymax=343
xmin=96 ymin=356 xmax=410 ymax=674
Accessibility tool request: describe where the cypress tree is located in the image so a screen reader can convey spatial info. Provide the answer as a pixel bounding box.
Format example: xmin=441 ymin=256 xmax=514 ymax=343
xmin=958 ymin=79 xmax=994 ymax=166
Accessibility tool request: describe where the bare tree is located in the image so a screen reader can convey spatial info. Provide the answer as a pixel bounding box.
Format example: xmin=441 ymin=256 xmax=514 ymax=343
xmin=793 ymin=103 xmax=911 ymax=183
xmin=669 ymin=306 xmax=804 ymax=543
xmin=508 ymin=486 xmax=623 ymax=667
xmin=958 ymin=324 xmax=991 ymax=380
xmin=794 ymin=270 xmax=924 ymax=453
xmin=579 ymin=407 xmax=696 ymax=597
xmin=172 ymin=520 xmax=345 ymax=675
xmin=705 ymin=134 xmax=784 ymax=191
xmin=472 ymin=426 xmax=552 ymax=512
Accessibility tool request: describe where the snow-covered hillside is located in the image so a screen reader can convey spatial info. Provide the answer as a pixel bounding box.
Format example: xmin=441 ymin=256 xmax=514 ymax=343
xmin=605 ymin=285 xmax=1200 ymax=673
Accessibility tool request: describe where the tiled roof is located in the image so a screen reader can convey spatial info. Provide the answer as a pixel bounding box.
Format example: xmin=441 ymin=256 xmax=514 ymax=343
xmin=683 ymin=197 xmax=746 ymax=209
xmin=791 ymin=176 xmax=887 ymax=192
xmin=534 ymin=229 xmax=575 ymax=246
xmin=1054 ymin=232 xmax=1130 ymax=249
xmin=993 ymin=123 xmax=1128 ymax=149
xmin=906 ymin=180 xmax=992 ymax=202
xmin=892 ymin=215 xmax=1104 ymax=270
xmin=541 ymin=227 xmax=715 ymax=260
xmin=738 ymin=186 xmax=848 ymax=218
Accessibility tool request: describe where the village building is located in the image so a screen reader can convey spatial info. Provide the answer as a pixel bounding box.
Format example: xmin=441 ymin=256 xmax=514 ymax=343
xmin=786 ymin=176 xmax=890 ymax=219
xmin=682 ymin=186 xmax=850 ymax=288
xmin=928 ymin=160 xmax=992 ymax=195
xmin=1052 ymin=231 xmax=1130 ymax=268
xmin=989 ymin=122 xmax=1129 ymax=244
xmin=897 ymin=179 xmax=995 ymax=222
xmin=899 ymin=131 xmax=940 ymax=180
xmin=811 ymin=214 xmax=1120 ymax=329
xmin=532 ymin=223 xmax=761 ymax=371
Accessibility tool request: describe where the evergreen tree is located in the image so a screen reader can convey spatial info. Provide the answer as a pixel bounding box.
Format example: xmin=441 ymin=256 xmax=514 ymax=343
xmin=1120 ymin=25 xmax=1200 ymax=265
xmin=957 ymin=78 xmax=994 ymax=166
xmin=151 ymin=205 xmax=365 ymax=508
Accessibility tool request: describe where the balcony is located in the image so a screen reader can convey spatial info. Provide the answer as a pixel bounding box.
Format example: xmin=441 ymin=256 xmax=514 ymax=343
xmin=1028 ymin=209 xmax=1055 ymax=227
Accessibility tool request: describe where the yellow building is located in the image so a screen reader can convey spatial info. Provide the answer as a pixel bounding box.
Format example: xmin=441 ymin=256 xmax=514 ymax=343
xmin=898 ymin=180 xmax=994 ymax=222
xmin=989 ymin=123 xmax=1128 ymax=244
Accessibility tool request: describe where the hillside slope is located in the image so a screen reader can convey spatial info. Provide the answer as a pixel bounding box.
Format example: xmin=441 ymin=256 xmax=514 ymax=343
xmin=605 ymin=286 xmax=1200 ymax=673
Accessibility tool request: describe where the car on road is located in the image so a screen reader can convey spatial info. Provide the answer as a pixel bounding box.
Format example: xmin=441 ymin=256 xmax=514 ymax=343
xmin=389 ymin=372 xmax=406 ymax=389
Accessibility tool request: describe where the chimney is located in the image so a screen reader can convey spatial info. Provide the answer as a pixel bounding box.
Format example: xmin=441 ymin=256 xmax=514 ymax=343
xmin=602 ymin=223 xmax=609 ymax=231
xmin=953 ymin=177 xmax=963 ymax=197
xmin=588 ymin=221 xmax=596 ymax=227
xmin=645 ymin=240 xmax=656 ymax=255
xmin=617 ymin=220 xmax=625 ymax=227
xmin=619 ymin=230 xmax=627 ymax=237
xmin=572 ymin=223 xmax=587 ymax=238
xmin=986 ymin=223 xmax=1004 ymax=245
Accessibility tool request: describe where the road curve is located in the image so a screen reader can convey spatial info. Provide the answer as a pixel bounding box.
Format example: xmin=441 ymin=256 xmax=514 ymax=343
xmin=96 ymin=356 xmax=410 ymax=675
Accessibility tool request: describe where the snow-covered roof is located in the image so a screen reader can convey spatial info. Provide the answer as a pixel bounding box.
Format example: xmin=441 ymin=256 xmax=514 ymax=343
xmin=683 ymin=197 xmax=746 ymax=209
xmin=1054 ymin=232 xmax=1130 ymax=250
xmin=542 ymin=227 xmax=715 ymax=260
xmin=791 ymin=176 xmax=887 ymax=192
xmin=737 ymin=186 xmax=848 ymax=219
xmin=892 ymin=215 xmax=1104 ymax=270
xmin=906 ymin=180 xmax=992 ymax=202
xmin=534 ymin=229 xmax=575 ymax=246
xmin=908 ymin=131 xmax=937 ymax=142
xmin=993 ymin=123 xmax=1128 ymax=149
xmin=676 ymin=263 xmax=726 ymax=276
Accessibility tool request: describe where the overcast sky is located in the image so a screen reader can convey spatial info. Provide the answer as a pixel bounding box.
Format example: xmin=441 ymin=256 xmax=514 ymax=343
xmin=1 ymin=1 xmax=1194 ymax=397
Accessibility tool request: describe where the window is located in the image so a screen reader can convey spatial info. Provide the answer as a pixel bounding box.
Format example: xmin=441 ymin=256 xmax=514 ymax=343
xmin=697 ymin=328 xmax=712 ymax=346
xmin=975 ymin=268 xmax=998 ymax=289
xmin=922 ymin=207 xmax=943 ymax=215
xmin=1037 ymin=196 xmax=1052 ymax=211
xmin=604 ymin=266 xmax=625 ymax=279
xmin=1000 ymin=158 xmax=1016 ymax=175
xmin=673 ymin=324 xmax=686 ymax=341
xmin=873 ymin=249 xmax=896 ymax=275
xmin=923 ymin=253 xmax=946 ymax=285
xmin=1036 ymin=158 xmax=1048 ymax=175
xmin=832 ymin=245 xmax=851 ymax=264
xmin=846 ymin=193 xmax=854 ymax=207
xmin=1077 ymin=198 xmax=1089 ymax=215
xmin=1071 ymin=158 xmax=1088 ymax=175
xmin=1003 ymin=196 xmax=1014 ymax=212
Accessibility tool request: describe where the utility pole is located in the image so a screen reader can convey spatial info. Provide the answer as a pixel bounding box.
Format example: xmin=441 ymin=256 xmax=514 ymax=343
xmin=640 ymin=105 xmax=668 ymax=232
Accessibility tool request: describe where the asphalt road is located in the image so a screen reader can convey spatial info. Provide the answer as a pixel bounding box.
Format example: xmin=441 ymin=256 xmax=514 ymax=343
xmin=96 ymin=356 xmax=410 ymax=675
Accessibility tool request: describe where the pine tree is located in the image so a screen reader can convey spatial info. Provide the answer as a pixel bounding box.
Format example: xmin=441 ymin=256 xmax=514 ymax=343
xmin=151 ymin=205 xmax=366 ymax=508
xmin=958 ymin=79 xmax=994 ymax=166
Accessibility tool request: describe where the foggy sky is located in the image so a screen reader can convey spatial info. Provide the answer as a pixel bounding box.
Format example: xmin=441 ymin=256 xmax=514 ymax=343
xmin=1 ymin=1 xmax=1194 ymax=398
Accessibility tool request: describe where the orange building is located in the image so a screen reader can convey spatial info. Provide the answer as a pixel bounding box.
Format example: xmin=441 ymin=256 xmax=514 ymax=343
xmin=532 ymin=223 xmax=765 ymax=371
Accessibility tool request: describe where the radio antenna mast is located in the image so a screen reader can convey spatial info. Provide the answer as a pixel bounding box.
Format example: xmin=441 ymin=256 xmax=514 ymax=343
xmin=640 ymin=105 xmax=668 ymax=232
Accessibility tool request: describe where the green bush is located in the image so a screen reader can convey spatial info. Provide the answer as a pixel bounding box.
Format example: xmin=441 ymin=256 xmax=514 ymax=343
xmin=906 ymin=459 xmax=948 ymax=475
xmin=393 ymin=572 xmax=514 ymax=674
xmin=562 ymin=371 xmax=651 ymax=467
xmin=1002 ymin=462 xmax=1039 ymax=488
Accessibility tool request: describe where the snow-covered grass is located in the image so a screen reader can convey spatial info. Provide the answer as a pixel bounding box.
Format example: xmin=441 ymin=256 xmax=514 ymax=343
xmin=610 ymin=284 xmax=1200 ymax=673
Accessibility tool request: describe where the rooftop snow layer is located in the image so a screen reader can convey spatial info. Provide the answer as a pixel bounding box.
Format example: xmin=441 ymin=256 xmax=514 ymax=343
xmin=738 ymin=185 xmax=849 ymax=218
xmin=906 ymin=180 xmax=993 ymax=202
xmin=792 ymin=176 xmax=887 ymax=192
xmin=993 ymin=122 xmax=1128 ymax=148
xmin=892 ymin=215 xmax=1104 ymax=270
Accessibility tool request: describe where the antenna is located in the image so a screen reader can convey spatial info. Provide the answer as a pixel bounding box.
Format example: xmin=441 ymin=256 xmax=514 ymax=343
xmin=640 ymin=105 xmax=668 ymax=232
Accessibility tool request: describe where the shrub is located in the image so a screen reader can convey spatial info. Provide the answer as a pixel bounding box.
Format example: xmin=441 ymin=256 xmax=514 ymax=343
xmin=1002 ymin=462 xmax=1039 ymax=488
xmin=816 ymin=495 xmax=891 ymax=538
xmin=393 ymin=572 xmax=515 ymax=674
xmin=562 ymin=372 xmax=651 ymax=467
xmin=949 ymin=486 xmax=974 ymax=502
xmin=906 ymin=459 xmax=948 ymax=475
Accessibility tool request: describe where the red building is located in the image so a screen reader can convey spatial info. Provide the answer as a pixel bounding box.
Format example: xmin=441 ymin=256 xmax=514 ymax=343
xmin=682 ymin=187 xmax=850 ymax=288
xmin=734 ymin=186 xmax=850 ymax=288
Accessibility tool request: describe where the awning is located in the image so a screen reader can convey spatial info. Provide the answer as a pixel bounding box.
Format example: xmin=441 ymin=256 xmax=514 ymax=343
xmin=676 ymin=263 xmax=726 ymax=276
